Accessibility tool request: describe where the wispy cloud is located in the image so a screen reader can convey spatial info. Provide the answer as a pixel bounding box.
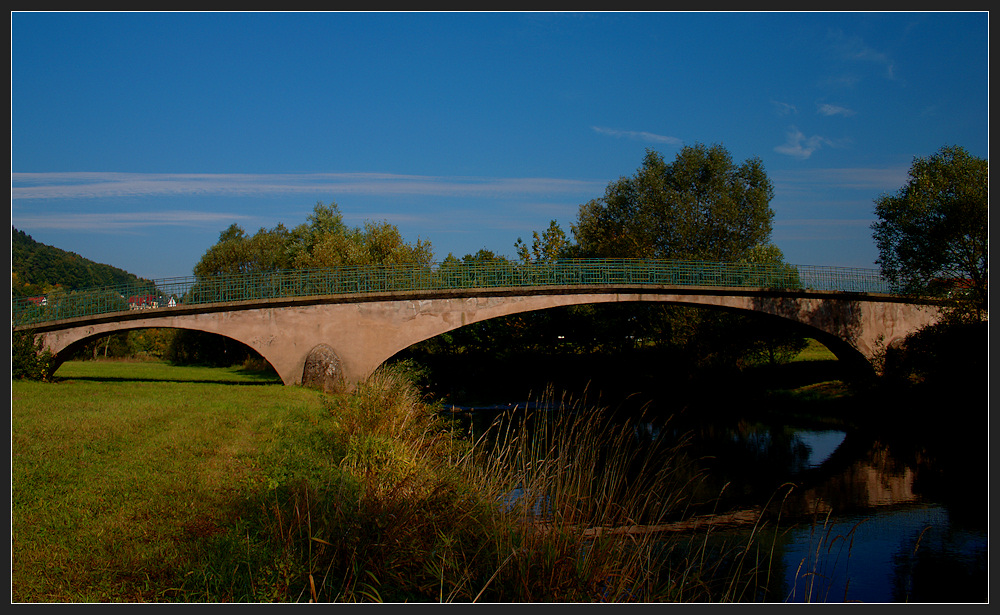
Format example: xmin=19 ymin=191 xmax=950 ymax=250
xmin=817 ymin=103 xmax=856 ymax=117
xmin=775 ymin=218 xmax=877 ymax=230
xmin=772 ymin=101 xmax=798 ymax=116
xmin=774 ymin=127 xmax=836 ymax=160
xmin=591 ymin=126 xmax=683 ymax=145
xmin=13 ymin=210 xmax=252 ymax=232
xmin=771 ymin=166 xmax=910 ymax=193
xmin=10 ymin=172 xmax=606 ymax=239
xmin=827 ymin=29 xmax=897 ymax=81
xmin=772 ymin=218 xmax=879 ymax=244
xmin=11 ymin=172 xmax=603 ymax=201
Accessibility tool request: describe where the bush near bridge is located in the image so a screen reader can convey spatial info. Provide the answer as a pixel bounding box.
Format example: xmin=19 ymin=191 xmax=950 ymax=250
xmin=11 ymin=330 xmax=56 ymax=381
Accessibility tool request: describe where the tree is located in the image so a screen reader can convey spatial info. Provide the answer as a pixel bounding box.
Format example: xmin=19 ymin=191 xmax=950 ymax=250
xmin=192 ymin=201 xmax=434 ymax=277
xmin=193 ymin=223 xmax=294 ymax=277
xmin=572 ymin=144 xmax=775 ymax=261
xmin=515 ymin=220 xmax=572 ymax=263
xmin=562 ymin=144 xmax=798 ymax=368
xmin=295 ymin=219 xmax=433 ymax=269
xmin=872 ymin=145 xmax=988 ymax=320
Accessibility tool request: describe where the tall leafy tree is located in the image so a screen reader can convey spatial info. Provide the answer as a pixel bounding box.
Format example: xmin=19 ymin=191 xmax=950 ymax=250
xmin=515 ymin=219 xmax=572 ymax=263
xmin=572 ymin=144 xmax=775 ymax=261
xmin=295 ymin=220 xmax=433 ymax=269
xmin=872 ymin=145 xmax=988 ymax=320
xmin=193 ymin=201 xmax=434 ymax=277
xmin=193 ymin=223 xmax=294 ymax=277
xmin=568 ymin=144 xmax=800 ymax=368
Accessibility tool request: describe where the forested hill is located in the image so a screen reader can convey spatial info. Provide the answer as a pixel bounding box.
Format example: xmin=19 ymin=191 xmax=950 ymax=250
xmin=11 ymin=228 xmax=146 ymax=297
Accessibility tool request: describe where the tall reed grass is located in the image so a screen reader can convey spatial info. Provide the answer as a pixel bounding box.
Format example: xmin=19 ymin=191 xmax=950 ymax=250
xmin=458 ymin=388 xmax=790 ymax=602
xmin=244 ymin=365 xmax=786 ymax=602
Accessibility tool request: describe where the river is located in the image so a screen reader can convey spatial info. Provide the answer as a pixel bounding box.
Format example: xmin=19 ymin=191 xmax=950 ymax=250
xmin=423 ymin=352 xmax=988 ymax=603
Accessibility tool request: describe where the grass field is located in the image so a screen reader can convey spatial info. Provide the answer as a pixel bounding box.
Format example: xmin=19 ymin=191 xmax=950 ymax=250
xmin=12 ymin=361 xmax=333 ymax=601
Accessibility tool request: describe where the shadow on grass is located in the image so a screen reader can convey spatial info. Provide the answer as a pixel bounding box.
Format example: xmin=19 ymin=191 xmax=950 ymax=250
xmin=57 ymin=375 xmax=282 ymax=385
xmin=51 ymin=362 xmax=284 ymax=386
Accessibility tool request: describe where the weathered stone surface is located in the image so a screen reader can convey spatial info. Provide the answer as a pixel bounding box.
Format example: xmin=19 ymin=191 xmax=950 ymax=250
xmin=301 ymin=344 xmax=345 ymax=394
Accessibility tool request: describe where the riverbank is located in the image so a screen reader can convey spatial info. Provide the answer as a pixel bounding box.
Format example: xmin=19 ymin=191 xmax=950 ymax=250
xmin=12 ymin=341 xmax=987 ymax=602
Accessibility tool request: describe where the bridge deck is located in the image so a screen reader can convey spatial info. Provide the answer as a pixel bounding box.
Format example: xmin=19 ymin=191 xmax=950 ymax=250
xmin=13 ymin=259 xmax=896 ymax=329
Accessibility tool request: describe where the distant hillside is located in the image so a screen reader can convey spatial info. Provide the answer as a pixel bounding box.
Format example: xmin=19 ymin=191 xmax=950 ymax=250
xmin=11 ymin=227 xmax=147 ymax=297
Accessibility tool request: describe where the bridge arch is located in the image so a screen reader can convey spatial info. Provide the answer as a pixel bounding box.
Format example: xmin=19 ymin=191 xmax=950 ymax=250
xmin=383 ymin=293 xmax=877 ymax=375
xmin=47 ymin=324 xmax=277 ymax=377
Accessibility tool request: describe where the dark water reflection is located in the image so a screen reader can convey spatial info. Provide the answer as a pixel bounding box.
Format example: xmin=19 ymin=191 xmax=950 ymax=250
xmin=701 ymin=421 xmax=988 ymax=603
xmin=449 ymin=400 xmax=988 ymax=603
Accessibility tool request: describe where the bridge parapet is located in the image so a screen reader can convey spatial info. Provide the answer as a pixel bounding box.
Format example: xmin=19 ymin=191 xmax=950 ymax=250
xmin=13 ymin=259 xmax=895 ymax=329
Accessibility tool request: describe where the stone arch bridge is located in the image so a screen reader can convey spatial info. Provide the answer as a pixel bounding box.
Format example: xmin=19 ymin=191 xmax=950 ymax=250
xmin=13 ymin=260 xmax=940 ymax=390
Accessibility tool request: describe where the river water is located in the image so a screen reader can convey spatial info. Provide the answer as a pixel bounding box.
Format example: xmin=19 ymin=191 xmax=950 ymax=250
xmin=678 ymin=418 xmax=989 ymax=603
xmin=439 ymin=373 xmax=988 ymax=603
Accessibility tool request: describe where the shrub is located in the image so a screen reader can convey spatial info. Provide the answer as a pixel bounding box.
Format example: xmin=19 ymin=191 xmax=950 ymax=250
xmin=11 ymin=329 xmax=56 ymax=381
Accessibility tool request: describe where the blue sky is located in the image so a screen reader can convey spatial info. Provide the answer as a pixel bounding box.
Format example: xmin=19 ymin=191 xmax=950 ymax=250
xmin=11 ymin=11 xmax=989 ymax=281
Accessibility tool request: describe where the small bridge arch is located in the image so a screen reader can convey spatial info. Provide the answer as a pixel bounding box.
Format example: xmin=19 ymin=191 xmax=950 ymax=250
xmin=46 ymin=320 xmax=262 ymax=377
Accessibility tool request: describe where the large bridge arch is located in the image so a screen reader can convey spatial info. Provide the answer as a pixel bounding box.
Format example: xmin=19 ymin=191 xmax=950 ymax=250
xmin=354 ymin=289 xmax=938 ymax=382
xmin=437 ymin=296 xmax=886 ymax=373
xmin=31 ymin=286 xmax=940 ymax=390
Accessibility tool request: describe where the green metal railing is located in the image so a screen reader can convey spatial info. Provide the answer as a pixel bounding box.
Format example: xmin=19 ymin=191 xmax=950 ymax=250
xmin=11 ymin=259 xmax=893 ymax=328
